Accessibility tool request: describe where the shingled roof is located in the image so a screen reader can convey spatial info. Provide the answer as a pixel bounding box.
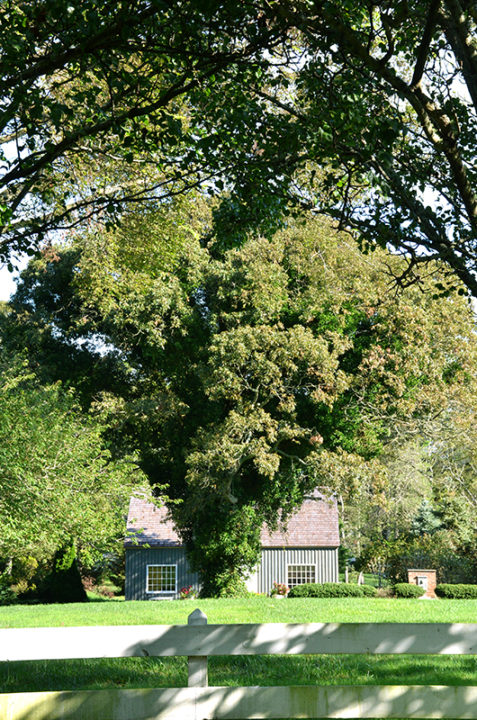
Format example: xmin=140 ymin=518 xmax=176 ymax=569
xmin=125 ymin=492 xmax=339 ymax=548
xmin=261 ymin=494 xmax=340 ymax=547
xmin=125 ymin=495 xmax=182 ymax=547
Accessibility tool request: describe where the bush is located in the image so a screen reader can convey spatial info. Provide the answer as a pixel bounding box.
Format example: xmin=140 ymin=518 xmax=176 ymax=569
xmin=394 ymin=582 xmax=426 ymax=598
xmin=435 ymin=583 xmax=477 ymax=599
xmin=89 ymin=551 xmax=125 ymax=595
xmin=201 ymin=571 xmax=250 ymax=598
xmin=40 ymin=545 xmax=87 ymax=603
xmin=0 ymin=574 xmax=17 ymax=605
xmin=360 ymin=584 xmax=378 ymax=597
xmin=288 ymin=582 xmax=375 ymax=598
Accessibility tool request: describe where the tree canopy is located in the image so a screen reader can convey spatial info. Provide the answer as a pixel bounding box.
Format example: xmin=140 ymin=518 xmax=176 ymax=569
xmin=6 ymin=200 xmax=476 ymax=593
xmin=0 ymin=355 xmax=142 ymax=564
xmin=2 ymin=1 xmax=477 ymax=294
xmin=0 ymin=0 xmax=283 ymax=261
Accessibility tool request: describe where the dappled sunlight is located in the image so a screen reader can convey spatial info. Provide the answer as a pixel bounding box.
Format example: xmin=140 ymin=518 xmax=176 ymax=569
xmin=6 ymin=685 xmax=477 ymax=719
xmin=3 ymin=611 xmax=477 ymax=718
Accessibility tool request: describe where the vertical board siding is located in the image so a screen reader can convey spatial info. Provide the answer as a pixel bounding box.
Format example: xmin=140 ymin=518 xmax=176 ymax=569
xmin=258 ymin=548 xmax=338 ymax=594
xmin=126 ymin=547 xmax=338 ymax=599
xmin=125 ymin=548 xmax=200 ymax=600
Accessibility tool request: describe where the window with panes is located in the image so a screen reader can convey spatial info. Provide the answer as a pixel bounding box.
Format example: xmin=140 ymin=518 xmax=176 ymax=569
xmin=146 ymin=564 xmax=177 ymax=593
xmin=287 ymin=564 xmax=316 ymax=587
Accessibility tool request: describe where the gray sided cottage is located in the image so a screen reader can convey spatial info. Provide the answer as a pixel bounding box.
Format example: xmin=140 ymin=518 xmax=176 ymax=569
xmin=125 ymin=492 xmax=340 ymax=600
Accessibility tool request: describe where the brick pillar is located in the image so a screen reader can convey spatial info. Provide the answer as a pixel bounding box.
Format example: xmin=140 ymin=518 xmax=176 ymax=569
xmin=407 ymin=569 xmax=437 ymax=598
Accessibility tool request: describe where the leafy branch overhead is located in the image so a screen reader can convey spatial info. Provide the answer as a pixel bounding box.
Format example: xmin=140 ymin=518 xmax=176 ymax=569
xmin=0 ymin=0 xmax=286 ymax=261
xmin=2 ymin=1 xmax=477 ymax=294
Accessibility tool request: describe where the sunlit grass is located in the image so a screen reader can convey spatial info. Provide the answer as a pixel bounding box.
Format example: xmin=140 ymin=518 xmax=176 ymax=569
xmin=1 ymin=598 xmax=477 ymax=694
xmin=3 ymin=596 xmax=477 ymax=628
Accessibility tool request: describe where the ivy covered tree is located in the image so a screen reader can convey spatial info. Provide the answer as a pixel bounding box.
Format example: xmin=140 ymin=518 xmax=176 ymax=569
xmin=5 ymin=199 xmax=476 ymax=594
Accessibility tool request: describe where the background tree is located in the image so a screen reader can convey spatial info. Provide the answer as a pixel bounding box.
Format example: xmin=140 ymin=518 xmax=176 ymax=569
xmin=0 ymin=355 xmax=143 ymax=567
xmin=5 ymin=203 xmax=476 ymax=594
xmin=410 ymin=499 xmax=442 ymax=537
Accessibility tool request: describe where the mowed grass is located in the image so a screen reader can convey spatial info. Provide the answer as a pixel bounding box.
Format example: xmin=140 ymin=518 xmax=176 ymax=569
xmin=2 ymin=597 xmax=477 ymax=694
xmin=4 ymin=596 xmax=477 ymax=627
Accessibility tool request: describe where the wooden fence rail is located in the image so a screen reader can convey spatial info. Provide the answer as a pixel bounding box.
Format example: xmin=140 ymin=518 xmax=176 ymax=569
xmin=1 ymin=608 xmax=477 ymax=720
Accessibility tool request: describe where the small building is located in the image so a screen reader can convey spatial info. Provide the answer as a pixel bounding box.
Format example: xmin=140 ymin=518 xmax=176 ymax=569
xmin=407 ymin=569 xmax=437 ymax=598
xmin=125 ymin=491 xmax=340 ymax=600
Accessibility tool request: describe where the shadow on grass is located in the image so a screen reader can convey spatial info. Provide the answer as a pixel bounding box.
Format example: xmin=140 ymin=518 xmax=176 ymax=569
xmin=1 ymin=655 xmax=476 ymax=694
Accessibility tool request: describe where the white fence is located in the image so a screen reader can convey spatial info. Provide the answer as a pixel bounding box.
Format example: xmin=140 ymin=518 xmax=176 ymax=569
xmin=1 ymin=608 xmax=477 ymax=719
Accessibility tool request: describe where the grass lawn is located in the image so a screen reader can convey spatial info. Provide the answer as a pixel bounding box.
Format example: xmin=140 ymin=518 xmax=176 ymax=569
xmin=4 ymin=596 xmax=477 ymax=627
xmin=1 ymin=597 xmax=477 ymax=695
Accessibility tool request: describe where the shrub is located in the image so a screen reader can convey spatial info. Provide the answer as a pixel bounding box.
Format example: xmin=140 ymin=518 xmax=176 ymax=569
xmin=394 ymin=582 xmax=425 ymax=598
xmin=89 ymin=551 xmax=125 ymax=595
xmin=386 ymin=532 xmax=475 ymax=584
xmin=40 ymin=545 xmax=87 ymax=603
xmin=360 ymin=584 xmax=378 ymax=597
xmin=0 ymin=574 xmax=17 ymax=606
xmin=288 ymin=582 xmax=372 ymax=598
xmin=360 ymin=531 xmax=477 ymax=585
xmin=435 ymin=583 xmax=477 ymax=599
xmin=202 ymin=571 xmax=250 ymax=598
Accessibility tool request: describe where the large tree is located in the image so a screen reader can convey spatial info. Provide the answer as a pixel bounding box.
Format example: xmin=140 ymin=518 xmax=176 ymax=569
xmin=0 ymin=354 xmax=142 ymax=564
xmin=2 ymin=1 xmax=477 ymax=294
xmin=0 ymin=0 xmax=283 ymax=262
xmin=6 ymin=204 xmax=476 ymax=594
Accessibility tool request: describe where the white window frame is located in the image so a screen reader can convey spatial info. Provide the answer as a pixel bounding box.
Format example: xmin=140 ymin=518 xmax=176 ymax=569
xmin=286 ymin=564 xmax=317 ymax=588
xmin=146 ymin=564 xmax=177 ymax=594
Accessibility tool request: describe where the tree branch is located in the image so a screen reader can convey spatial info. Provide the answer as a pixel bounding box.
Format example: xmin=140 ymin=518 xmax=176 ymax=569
xmin=411 ymin=0 xmax=442 ymax=88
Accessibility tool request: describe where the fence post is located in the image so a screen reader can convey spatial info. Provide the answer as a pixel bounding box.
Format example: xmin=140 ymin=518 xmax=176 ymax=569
xmin=188 ymin=608 xmax=208 ymax=688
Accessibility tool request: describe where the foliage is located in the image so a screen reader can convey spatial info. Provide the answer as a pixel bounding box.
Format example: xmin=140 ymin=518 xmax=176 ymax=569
xmin=345 ymin=425 xmax=477 ymax=565
xmin=5 ymin=205 xmax=477 ymax=593
xmin=435 ymin=584 xmax=477 ymax=599
xmin=0 ymin=574 xmax=17 ymax=606
xmin=394 ymin=583 xmax=426 ymax=599
xmin=365 ymin=532 xmax=477 ymax=585
xmin=338 ymin=545 xmax=355 ymax=573
xmin=287 ymin=582 xmax=376 ymax=598
xmin=410 ymin=500 xmax=442 ymax=537
xmin=0 ymin=355 xmax=141 ymax=564
xmin=0 ymin=1 xmax=283 ymax=261
xmin=40 ymin=545 xmax=87 ymax=604
xmin=2 ymin=2 xmax=477 ymax=297
xmin=90 ymin=552 xmax=126 ymax=596
xmin=209 ymin=573 xmax=250 ymax=599
xmin=360 ymin=584 xmax=378 ymax=598
xmin=9 ymin=555 xmax=41 ymax=598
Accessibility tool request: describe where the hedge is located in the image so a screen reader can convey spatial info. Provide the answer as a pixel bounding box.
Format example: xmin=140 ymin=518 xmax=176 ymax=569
xmin=394 ymin=582 xmax=426 ymax=598
xmin=287 ymin=582 xmax=377 ymax=598
xmin=435 ymin=583 xmax=477 ymax=599
xmin=360 ymin=584 xmax=379 ymax=597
